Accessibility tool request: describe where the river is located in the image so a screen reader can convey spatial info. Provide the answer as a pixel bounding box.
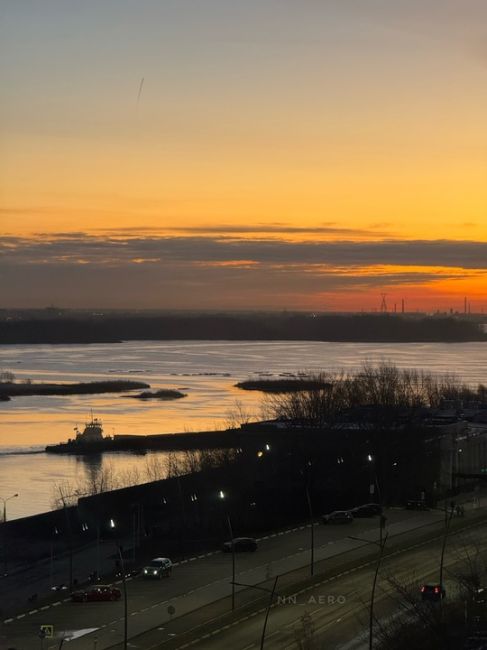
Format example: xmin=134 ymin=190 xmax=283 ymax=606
xmin=1 ymin=340 xmax=486 ymax=519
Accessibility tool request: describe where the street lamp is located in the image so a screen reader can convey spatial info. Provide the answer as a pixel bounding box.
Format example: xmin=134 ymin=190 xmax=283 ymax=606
xmin=348 ymin=532 xmax=389 ymax=650
xmin=109 ymin=518 xmax=128 ymax=650
xmin=219 ymin=490 xmax=236 ymax=610
xmin=366 ymin=454 xmax=386 ymax=546
xmin=0 ymin=493 xmax=19 ymax=522
xmin=231 ymin=577 xmax=280 ymax=650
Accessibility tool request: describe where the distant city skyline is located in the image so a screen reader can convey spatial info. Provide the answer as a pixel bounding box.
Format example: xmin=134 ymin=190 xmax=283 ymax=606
xmin=1 ymin=1 xmax=486 ymax=310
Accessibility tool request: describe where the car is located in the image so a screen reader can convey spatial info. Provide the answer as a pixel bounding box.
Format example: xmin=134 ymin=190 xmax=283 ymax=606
xmin=222 ymin=537 xmax=258 ymax=553
xmin=420 ymin=584 xmax=446 ymax=601
xmin=142 ymin=557 xmax=172 ymax=579
xmin=473 ymin=587 xmax=487 ymax=604
xmin=406 ymin=500 xmax=430 ymax=511
xmin=71 ymin=585 xmax=121 ymax=602
xmin=351 ymin=503 xmax=382 ymax=517
xmin=322 ymin=510 xmax=353 ymax=524
xmin=464 ymin=636 xmax=487 ymax=650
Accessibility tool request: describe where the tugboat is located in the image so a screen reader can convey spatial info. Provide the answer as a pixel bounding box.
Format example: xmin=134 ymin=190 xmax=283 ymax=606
xmin=74 ymin=414 xmax=104 ymax=443
xmin=46 ymin=413 xmax=113 ymax=454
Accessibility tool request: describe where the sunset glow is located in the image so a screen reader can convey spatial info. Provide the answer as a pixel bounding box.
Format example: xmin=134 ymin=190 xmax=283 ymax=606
xmin=1 ymin=1 xmax=486 ymax=311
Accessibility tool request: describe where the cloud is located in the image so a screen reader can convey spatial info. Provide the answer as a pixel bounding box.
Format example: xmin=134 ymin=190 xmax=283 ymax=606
xmin=2 ymin=234 xmax=487 ymax=269
xmin=1 ymin=234 xmax=486 ymax=308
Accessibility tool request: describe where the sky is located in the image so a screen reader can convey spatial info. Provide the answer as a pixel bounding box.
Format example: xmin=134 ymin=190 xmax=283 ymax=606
xmin=1 ymin=0 xmax=486 ymax=311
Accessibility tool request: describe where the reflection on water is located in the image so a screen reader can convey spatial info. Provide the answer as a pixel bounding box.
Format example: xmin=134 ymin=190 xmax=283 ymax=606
xmin=1 ymin=339 xmax=486 ymax=519
xmin=0 ymin=450 xmax=173 ymax=520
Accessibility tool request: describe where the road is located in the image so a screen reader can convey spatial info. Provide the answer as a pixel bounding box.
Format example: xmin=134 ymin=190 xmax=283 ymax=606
xmin=1 ymin=503 xmax=472 ymax=650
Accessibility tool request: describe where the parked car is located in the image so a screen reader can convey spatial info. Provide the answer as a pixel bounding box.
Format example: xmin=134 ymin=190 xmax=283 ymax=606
xmin=420 ymin=583 xmax=446 ymax=601
xmin=142 ymin=557 xmax=172 ymax=579
xmin=464 ymin=637 xmax=487 ymax=650
xmin=351 ymin=503 xmax=382 ymax=517
xmin=322 ymin=510 xmax=353 ymax=524
xmin=71 ymin=585 xmax=121 ymax=602
xmin=222 ymin=537 xmax=258 ymax=552
xmin=406 ymin=500 xmax=430 ymax=511
xmin=473 ymin=587 xmax=487 ymax=604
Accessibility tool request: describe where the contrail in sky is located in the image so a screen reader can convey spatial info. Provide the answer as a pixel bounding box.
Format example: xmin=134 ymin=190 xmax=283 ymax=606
xmin=137 ymin=77 xmax=144 ymax=105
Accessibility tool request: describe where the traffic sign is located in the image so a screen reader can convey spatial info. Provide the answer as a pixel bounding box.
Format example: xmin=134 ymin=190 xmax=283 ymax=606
xmin=40 ymin=625 xmax=54 ymax=638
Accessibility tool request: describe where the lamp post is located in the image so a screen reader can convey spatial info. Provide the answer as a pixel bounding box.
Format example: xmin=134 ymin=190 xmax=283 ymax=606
xmin=348 ymin=532 xmax=389 ymax=650
xmin=109 ymin=518 xmax=128 ymax=650
xmin=219 ymin=490 xmax=236 ymax=610
xmin=0 ymin=493 xmax=19 ymax=523
xmin=367 ymin=454 xmax=386 ymax=546
xmin=231 ymin=577 xmax=280 ymax=650
xmin=1 ymin=493 xmax=18 ymax=575
xmin=305 ymin=485 xmax=315 ymax=577
xmin=439 ymin=502 xmax=455 ymax=619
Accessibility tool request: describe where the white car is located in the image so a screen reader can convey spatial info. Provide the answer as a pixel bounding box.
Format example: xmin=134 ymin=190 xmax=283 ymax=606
xmin=142 ymin=557 xmax=172 ymax=579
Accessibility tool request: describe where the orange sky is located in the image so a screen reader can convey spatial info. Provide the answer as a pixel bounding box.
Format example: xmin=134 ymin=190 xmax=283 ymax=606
xmin=1 ymin=1 xmax=486 ymax=311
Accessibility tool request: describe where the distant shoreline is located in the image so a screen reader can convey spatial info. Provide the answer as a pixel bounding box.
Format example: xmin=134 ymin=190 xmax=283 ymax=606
xmin=0 ymin=312 xmax=485 ymax=344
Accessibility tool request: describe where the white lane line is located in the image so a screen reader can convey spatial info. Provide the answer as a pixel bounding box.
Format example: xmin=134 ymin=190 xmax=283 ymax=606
xmin=40 ymin=605 xmax=50 ymax=611
xmin=16 ymin=614 xmax=25 ymax=619
xmin=28 ymin=609 xmax=38 ymax=614
xmin=3 ymin=618 xmax=14 ymax=624
xmin=53 ymin=601 xmax=62 ymax=606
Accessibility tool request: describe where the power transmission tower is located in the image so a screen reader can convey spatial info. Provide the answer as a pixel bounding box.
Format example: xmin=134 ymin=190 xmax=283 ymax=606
xmin=380 ymin=293 xmax=388 ymax=313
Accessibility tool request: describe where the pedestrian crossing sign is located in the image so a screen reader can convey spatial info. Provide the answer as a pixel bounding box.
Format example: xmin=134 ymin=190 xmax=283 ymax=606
xmin=40 ymin=625 xmax=54 ymax=638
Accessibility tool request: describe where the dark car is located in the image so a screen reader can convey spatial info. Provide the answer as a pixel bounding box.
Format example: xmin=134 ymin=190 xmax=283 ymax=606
xmin=322 ymin=510 xmax=353 ymax=524
xmin=351 ymin=503 xmax=382 ymax=518
xmin=406 ymin=500 xmax=430 ymax=511
xmin=71 ymin=584 xmax=122 ymax=602
xmin=464 ymin=636 xmax=487 ymax=649
xmin=473 ymin=587 xmax=487 ymax=604
xmin=222 ymin=537 xmax=257 ymax=553
xmin=420 ymin=584 xmax=446 ymax=602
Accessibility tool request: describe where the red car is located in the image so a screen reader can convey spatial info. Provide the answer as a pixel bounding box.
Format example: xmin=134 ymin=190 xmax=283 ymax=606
xmin=71 ymin=584 xmax=122 ymax=602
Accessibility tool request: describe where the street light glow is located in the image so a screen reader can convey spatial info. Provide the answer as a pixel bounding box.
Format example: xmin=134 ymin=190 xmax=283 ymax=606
xmin=109 ymin=518 xmax=116 ymax=528
xmin=219 ymin=490 xmax=225 ymax=499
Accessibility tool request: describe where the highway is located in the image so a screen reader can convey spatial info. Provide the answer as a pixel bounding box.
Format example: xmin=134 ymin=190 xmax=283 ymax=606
xmin=1 ymin=504 xmax=472 ymax=650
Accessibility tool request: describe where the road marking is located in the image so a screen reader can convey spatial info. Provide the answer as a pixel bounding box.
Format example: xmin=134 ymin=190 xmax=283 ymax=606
xmin=53 ymin=601 xmax=61 ymax=606
xmin=16 ymin=614 xmax=25 ymax=619
xmin=28 ymin=609 xmax=38 ymax=614
xmin=3 ymin=618 xmax=13 ymax=624
xmin=40 ymin=605 xmax=50 ymax=611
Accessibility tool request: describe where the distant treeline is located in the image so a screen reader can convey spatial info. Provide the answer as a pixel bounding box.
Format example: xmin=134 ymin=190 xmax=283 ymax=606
xmin=0 ymin=312 xmax=485 ymax=344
